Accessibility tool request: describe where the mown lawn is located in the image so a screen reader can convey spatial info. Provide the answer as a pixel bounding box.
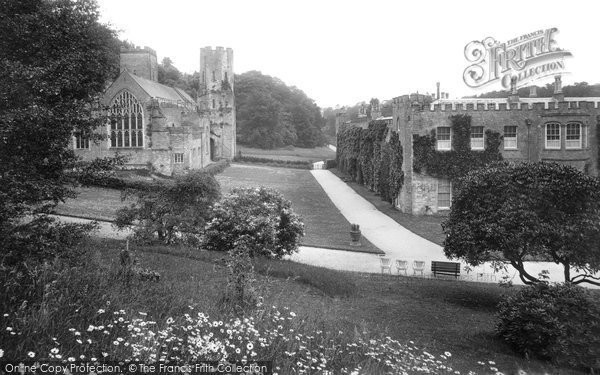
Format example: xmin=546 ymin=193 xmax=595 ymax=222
xmin=87 ymin=238 xmax=589 ymax=374
xmin=331 ymin=168 xmax=446 ymax=246
xmin=217 ymin=164 xmax=382 ymax=253
xmin=238 ymin=145 xmax=336 ymax=162
xmin=53 ymin=186 xmax=128 ymax=221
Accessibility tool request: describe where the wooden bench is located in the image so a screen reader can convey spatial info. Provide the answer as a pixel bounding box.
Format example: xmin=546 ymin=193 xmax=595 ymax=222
xmin=431 ymin=261 xmax=460 ymax=279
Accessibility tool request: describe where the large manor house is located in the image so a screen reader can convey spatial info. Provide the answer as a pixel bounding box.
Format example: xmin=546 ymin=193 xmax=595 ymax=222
xmin=338 ymin=76 xmax=600 ymax=215
xmin=73 ymin=46 xmax=236 ymax=176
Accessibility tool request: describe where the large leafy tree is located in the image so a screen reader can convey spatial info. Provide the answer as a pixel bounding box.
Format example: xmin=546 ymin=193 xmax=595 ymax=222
xmin=235 ymin=71 xmax=326 ymax=149
xmin=0 ymin=0 xmax=120 ymax=266
xmin=443 ymin=162 xmax=600 ymax=286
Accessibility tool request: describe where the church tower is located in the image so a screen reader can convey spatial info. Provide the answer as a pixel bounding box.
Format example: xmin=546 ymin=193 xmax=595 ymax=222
xmin=198 ymin=46 xmax=235 ymax=160
xmin=119 ymin=46 xmax=158 ymax=81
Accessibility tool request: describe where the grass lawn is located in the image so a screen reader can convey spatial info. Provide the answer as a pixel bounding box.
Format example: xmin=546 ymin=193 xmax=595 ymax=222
xmin=238 ymin=145 xmax=336 ymax=162
xmin=53 ymin=186 xmax=129 ymax=221
xmin=217 ymin=164 xmax=382 ymax=253
xmin=69 ymin=238 xmax=591 ymax=374
xmin=330 ymin=168 xmax=446 ymax=246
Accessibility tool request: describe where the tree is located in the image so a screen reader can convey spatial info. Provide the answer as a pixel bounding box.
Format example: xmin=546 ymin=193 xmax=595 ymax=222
xmin=202 ymin=187 xmax=304 ymax=258
xmin=0 ymin=0 xmax=120 ymax=262
xmin=115 ymin=171 xmax=221 ymax=244
xmin=235 ymin=71 xmax=326 ymax=149
xmin=443 ymin=162 xmax=600 ymax=286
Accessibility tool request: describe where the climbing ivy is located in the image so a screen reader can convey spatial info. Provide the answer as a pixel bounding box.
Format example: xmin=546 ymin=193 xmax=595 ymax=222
xmin=412 ymin=114 xmax=503 ymax=183
xmin=337 ymin=121 xmax=403 ymax=204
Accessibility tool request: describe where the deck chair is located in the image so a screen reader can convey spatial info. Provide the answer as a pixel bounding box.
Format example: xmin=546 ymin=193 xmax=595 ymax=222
xmin=413 ymin=260 xmax=425 ymax=276
xmin=395 ymin=260 xmax=408 ymax=275
xmin=380 ymin=257 xmax=392 ymax=274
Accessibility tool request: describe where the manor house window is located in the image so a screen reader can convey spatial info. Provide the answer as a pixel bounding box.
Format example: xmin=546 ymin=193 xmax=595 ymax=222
xmin=503 ymin=126 xmax=517 ymax=149
xmin=545 ymin=123 xmax=561 ymax=149
xmin=437 ymin=127 xmax=451 ymax=151
xmin=470 ymin=126 xmax=484 ymax=150
xmin=437 ymin=179 xmax=452 ymax=209
xmin=109 ymin=91 xmax=144 ymax=148
xmin=566 ymin=122 xmax=582 ymax=149
xmin=173 ymin=153 xmax=184 ymax=164
xmin=73 ymin=131 xmax=89 ymax=149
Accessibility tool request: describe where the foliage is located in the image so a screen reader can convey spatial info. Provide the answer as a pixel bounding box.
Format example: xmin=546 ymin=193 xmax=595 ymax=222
xmin=219 ymin=243 xmax=259 ymax=315
xmin=412 ymin=114 xmax=503 ymax=184
xmin=201 ymin=159 xmax=230 ymax=176
xmin=73 ymin=154 xmax=129 ymax=186
xmin=202 ymin=187 xmax=304 ymax=258
xmin=473 ymin=81 xmax=600 ymax=98
xmin=115 ymin=171 xmax=221 ymax=244
xmin=496 ymin=283 xmax=600 ymax=370
xmin=0 ymin=0 xmax=119 ymax=307
xmin=443 ymin=161 xmax=600 ymax=286
xmin=337 ymin=121 xmax=403 ymax=204
xmin=157 ymin=57 xmax=199 ymax=100
xmin=233 ymin=155 xmax=311 ymax=169
xmin=235 ymin=71 xmax=326 ymax=148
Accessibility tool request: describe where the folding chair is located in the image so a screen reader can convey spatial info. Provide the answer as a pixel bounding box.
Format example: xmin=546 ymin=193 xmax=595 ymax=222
xmin=380 ymin=257 xmax=392 ymax=275
xmin=412 ymin=260 xmax=425 ymax=276
xmin=395 ymin=260 xmax=408 ymax=275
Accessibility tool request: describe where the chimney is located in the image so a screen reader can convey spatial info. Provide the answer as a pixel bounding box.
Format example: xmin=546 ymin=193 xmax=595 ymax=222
xmin=529 ymin=86 xmax=538 ymax=98
xmin=508 ymin=76 xmax=520 ymax=103
xmin=436 ymin=82 xmax=440 ymax=100
xmin=553 ymin=75 xmax=564 ymax=101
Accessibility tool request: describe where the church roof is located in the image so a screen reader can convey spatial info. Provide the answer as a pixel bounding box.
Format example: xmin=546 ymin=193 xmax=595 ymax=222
xmin=127 ymin=72 xmax=195 ymax=104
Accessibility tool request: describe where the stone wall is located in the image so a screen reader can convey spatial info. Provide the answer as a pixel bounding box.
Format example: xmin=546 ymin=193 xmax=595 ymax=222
xmin=119 ymin=48 xmax=158 ymax=82
xmin=392 ymin=94 xmax=600 ymax=214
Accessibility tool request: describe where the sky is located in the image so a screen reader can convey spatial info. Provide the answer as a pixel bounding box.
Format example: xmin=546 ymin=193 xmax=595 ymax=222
xmin=97 ymin=0 xmax=600 ymax=108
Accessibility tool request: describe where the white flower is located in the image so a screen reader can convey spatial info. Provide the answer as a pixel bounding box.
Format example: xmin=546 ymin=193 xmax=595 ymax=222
xmin=445 ymin=351 xmax=452 ymax=357
xmin=68 ymin=357 xmax=75 ymax=362
xmin=98 ymin=309 xmax=105 ymax=314
xmin=247 ymin=343 xmax=254 ymax=350
xmin=51 ymin=348 xmax=59 ymax=354
xmin=28 ymin=351 xmax=35 ymax=358
xmin=166 ymin=317 xmax=174 ymax=324
xmin=0 ymin=349 xmax=4 ymax=358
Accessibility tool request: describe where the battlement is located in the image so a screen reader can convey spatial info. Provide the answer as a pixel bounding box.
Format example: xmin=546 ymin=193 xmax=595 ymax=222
xmin=201 ymin=46 xmax=233 ymax=54
xmin=394 ymin=96 xmax=600 ymax=113
xmin=120 ymin=46 xmax=157 ymax=56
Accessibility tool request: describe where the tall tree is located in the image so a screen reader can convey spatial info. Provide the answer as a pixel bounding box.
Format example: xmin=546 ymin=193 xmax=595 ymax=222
xmin=235 ymin=71 xmax=326 ymax=149
xmin=0 ymin=0 xmax=120 ymax=266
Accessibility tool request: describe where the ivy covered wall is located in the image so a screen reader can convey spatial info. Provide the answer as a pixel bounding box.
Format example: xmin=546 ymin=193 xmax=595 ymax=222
xmin=412 ymin=114 xmax=503 ymax=183
xmin=337 ymin=121 xmax=403 ymax=204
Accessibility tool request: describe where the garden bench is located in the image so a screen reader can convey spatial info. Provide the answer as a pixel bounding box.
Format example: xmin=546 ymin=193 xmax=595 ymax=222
xmin=431 ymin=261 xmax=460 ymax=279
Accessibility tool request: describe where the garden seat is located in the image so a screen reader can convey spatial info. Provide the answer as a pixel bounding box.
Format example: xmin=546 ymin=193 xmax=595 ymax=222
xmin=395 ymin=260 xmax=408 ymax=275
xmin=380 ymin=257 xmax=392 ymax=274
xmin=413 ymin=260 xmax=425 ymax=276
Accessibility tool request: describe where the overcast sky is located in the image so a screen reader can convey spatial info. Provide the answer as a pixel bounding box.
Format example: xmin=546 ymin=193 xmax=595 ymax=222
xmin=97 ymin=0 xmax=600 ymax=108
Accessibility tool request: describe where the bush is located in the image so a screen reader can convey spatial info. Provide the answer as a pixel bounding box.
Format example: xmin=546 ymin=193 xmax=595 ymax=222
xmin=202 ymin=187 xmax=304 ymax=258
xmin=496 ymin=283 xmax=600 ymax=370
xmin=115 ymin=171 xmax=220 ymax=244
xmin=202 ymin=160 xmax=230 ymax=175
xmin=325 ymin=159 xmax=337 ymax=169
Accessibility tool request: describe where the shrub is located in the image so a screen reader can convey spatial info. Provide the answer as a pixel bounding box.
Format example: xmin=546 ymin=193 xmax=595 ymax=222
xmin=496 ymin=283 xmax=600 ymax=370
xmin=202 ymin=187 xmax=304 ymax=258
xmin=115 ymin=171 xmax=220 ymax=244
xmin=325 ymin=159 xmax=337 ymax=169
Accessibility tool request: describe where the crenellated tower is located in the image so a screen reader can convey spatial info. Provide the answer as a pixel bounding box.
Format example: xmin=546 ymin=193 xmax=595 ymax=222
xmin=198 ymin=46 xmax=235 ymax=160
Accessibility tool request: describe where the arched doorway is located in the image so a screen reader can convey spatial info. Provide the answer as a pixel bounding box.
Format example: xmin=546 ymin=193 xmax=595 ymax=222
xmin=210 ymin=138 xmax=216 ymax=161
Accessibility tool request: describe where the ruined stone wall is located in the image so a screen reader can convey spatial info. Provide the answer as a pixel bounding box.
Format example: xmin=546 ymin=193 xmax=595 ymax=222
xmin=198 ymin=47 xmax=236 ymax=160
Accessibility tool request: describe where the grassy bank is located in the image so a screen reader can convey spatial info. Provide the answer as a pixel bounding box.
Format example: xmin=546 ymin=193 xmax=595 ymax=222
xmin=237 ymin=145 xmax=335 ymax=162
xmin=1 ymin=237 xmax=585 ymax=374
xmin=217 ymin=164 xmax=382 ymax=253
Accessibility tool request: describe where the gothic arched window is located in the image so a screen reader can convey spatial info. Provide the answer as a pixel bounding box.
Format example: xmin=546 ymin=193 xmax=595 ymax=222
xmin=108 ymin=91 xmax=144 ymax=148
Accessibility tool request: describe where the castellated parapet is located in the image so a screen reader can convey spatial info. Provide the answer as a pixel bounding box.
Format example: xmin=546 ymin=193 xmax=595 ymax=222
xmin=198 ymin=46 xmax=236 ymax=160
xmin=391 ymin=91 xmax=600 ymax=215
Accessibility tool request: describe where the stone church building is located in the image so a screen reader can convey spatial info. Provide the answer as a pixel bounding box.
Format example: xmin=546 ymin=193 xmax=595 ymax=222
xmin=393 ymin=76 xmax=600 ymax=215
xmin=73 ymin=46 xmax=236 ymax=176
